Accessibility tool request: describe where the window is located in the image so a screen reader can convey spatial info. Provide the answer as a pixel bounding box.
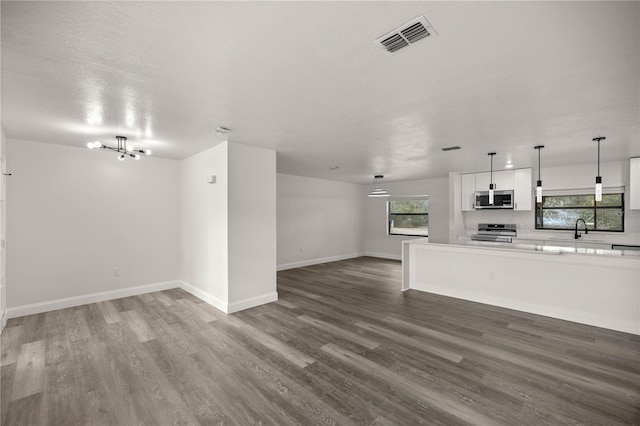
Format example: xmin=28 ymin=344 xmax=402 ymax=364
xmin=388 ymin=199 xmax=428 ymax=236
xmin=535 ymin=193 xmax=624 ymax=232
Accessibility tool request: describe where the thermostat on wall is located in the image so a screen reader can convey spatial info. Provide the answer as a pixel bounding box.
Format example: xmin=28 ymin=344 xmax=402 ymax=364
xmin=207 ymin=175 xmax=216 ymax=184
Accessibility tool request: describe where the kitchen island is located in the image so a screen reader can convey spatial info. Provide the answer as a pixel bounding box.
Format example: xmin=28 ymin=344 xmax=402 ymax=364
xmin=402 ymin=239 xmax=640 ymax=335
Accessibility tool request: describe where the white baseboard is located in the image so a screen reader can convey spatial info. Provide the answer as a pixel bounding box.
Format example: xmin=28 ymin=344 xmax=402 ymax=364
xmin=227 ymin=292 xmax=278 ymax=313
xmin=178 ymin=280 xmax=227 ymax=312
xmin=413 ymin=283 xmax=640 ymax=336
xmin=6 ymin=280 xmax=181 ymax=319
xmin=364 ymin=251 xmax=402 ymax=261
xmin=277 ymin=252 xmax=365 ymax=271
xmin=178 ymin=280 xmax=278 ymax=314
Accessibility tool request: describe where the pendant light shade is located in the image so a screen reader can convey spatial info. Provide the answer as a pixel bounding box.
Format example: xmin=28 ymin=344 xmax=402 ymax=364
xmin=488 ymin=152 xmax=496 ymax=205
xmin=534 ymin=145 xmax=544 ymax=203
xmin=367 ymin=175 xmax=390 ymax=197
xmin=593 ymin=137 xmax=605 ymax=202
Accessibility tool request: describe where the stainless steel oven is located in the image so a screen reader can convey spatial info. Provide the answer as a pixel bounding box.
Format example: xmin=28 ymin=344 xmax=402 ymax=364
xmin=471 ymin=223 xmax=517 ymax=243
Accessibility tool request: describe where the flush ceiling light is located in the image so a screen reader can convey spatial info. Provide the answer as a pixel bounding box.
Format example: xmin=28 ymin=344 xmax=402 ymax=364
xmin=367 ymin=175 xmax=390 ymax=197
xmin=488 ymin=152 xmax=496 ymax=204
xmin=87 ymin=136 xmax=151 ymax=160
xmin=534 ymin=145 xmax=544 ymax=203
xmin=593 ymin=136 xmax=606 ymax=201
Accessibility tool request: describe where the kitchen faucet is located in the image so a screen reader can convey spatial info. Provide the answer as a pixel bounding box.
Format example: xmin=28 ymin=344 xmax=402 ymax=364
xmin=574 ymin=218 xmax=588 ymax=239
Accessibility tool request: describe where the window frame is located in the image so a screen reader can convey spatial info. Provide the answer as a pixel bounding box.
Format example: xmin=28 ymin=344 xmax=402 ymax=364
xmin=535 ymin=192 xmax=625 ymax=232
xmin=387 ymin=198 xmax=429 ymax=237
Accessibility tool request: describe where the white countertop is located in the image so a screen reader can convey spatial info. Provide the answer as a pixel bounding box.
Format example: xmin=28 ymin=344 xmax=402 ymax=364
xmin=404 ymin=238 xmax=640 ymax=258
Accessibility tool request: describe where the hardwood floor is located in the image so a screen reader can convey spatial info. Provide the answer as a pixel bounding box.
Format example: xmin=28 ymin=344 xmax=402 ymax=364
xmin=1 ymin=257 xmax=639 ymax=425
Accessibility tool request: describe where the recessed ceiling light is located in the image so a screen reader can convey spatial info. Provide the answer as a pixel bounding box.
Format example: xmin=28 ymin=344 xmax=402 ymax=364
xmin=214 ymin=126 xmax=231 ymax=135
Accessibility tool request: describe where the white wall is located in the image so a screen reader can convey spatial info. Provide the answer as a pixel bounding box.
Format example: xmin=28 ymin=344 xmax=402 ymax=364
xmin=277 ymin=174 xmax=365 ymax=270
xmin=364 ymin=176 xmax=449 ymax=259
xmin=6 ymin=139 xmax=180 ymax=310
xmin=0 ymin=128 xmax=7 ymax=329
xmin=461 ymin=160 xmax=640 ymax=243
xmin=228 ymin=143 xmax=276 ymax=307
xmin=180 ymin=141 xmax=277 ymax=312
xmin=179 ymin=142 xmax=229 ymax=307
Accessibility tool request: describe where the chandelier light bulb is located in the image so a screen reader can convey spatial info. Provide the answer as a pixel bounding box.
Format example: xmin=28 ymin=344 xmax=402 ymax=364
xmin=145 ymin=149 xmax=152 ymax=156
xmin=118 ymin=154 xmax=126 ymax=161
xmin=134 ymin=154 xmax=141 ymax=160
xmin=87 ymin=142 xmax=94 ymax=149
xmin=126 ymin=145 xmax=133 ymax=152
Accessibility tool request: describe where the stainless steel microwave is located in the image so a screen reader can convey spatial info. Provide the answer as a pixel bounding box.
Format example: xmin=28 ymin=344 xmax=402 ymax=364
xmin=474 ymin=190 xmax=514 ymax=209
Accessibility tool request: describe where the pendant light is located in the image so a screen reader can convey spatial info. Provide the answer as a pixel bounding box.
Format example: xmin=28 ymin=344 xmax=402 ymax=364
xmin=488 ymin=152 xmax=496 ymax=204
xmin=593 ymin=137 xmax=605 ymax=202
xmin=534 ymin=145 xmax=544 ymax=203
xmin=367 ymin=175 xmax=390 ymax=197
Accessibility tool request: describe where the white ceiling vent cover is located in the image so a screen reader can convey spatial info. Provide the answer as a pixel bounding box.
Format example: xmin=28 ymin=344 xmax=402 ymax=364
xmin=376 ymin=16 xmax=437 ymax=53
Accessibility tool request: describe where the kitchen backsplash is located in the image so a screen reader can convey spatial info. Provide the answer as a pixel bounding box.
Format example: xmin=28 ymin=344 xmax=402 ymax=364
xmin=462 ymin=209 xmax=640 ymax=244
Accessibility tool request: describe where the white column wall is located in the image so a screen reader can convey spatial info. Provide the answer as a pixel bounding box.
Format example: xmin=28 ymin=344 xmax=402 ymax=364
xmin=227 ymin=143 xmax=277 ymax=308
xmin=179 ymin=142 xmax=230 ymax=309
xmin=179 ymin=141 xmax=277 ymax=313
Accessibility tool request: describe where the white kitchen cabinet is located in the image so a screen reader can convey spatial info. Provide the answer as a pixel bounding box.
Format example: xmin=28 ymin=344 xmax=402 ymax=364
xmin=630 ymin=157 xmax=640 ymax=210
xmin=513 ymin=168 xmax=532 ymax=211
xmin=475 ymin=170 xmax=513 ymax=191
xmin=475 ymin=172 xmax=490 ymax=191
xmin=461 ymin=168 xmax=532 ymax=211
xmin=495 ymin=170 xmax=514 ymax=190
xmin=461 ymin=173 xmax=476 ymax=211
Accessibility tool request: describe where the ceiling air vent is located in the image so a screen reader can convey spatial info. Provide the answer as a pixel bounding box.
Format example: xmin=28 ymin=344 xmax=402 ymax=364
xmin=376 ymin=16 xmax=436 ymax=53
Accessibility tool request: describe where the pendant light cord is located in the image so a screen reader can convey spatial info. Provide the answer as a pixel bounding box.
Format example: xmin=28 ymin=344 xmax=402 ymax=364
xmin=597 ymin=139 xmax=600 ymax=176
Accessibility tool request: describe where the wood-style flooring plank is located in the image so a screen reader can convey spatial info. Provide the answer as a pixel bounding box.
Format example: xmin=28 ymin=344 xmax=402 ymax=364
xmin=1 ymin=257 xmax=638 ymax=425
xmin=0 ymin=325 xmax=22 ymax=366
xmin=96 ymin=300 xmax=123 ymax=324
xmin=11 ymin=340 xmax=46 ymax=402
xmin=121 ymin=310 xmax=158 ymax=343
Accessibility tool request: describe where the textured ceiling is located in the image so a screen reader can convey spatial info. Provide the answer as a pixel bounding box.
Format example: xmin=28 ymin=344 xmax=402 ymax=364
xmin=1 ymin=1 xmax=639 ymax=183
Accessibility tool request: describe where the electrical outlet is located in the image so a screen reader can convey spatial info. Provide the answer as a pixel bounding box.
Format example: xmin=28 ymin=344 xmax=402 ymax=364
xmin=113 ymin=268 xmax=120 ymax=277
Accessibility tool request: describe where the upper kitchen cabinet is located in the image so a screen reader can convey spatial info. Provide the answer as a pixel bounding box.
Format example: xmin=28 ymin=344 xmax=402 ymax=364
xmin=460 ymin=168 xmax=532 ymax=211
xmin=631 ymin=157 xmax=640 ymax=210
xmin=513 ymin=168 xmax=532 ymax=211
xmin=475 ymin=170 xmax=514 ymax=191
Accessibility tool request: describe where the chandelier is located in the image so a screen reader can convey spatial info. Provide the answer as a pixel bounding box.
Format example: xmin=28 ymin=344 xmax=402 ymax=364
xmin=87 ymin=136 xmax=151 ymax=161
